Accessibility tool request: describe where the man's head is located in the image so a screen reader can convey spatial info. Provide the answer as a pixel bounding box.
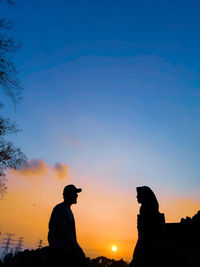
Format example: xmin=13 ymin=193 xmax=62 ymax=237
xmin=63 ymin=184 xmax=82 ymax=205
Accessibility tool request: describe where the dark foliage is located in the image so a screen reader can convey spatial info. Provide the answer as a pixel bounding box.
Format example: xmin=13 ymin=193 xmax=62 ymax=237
xmin=0 ymin=15 xmax=23 ymax=105
xmin=2 ymin=252 xmax=14 ymax=265
xmin=0 ymin=0 xmax=25 ymax=197
xmin=0 ymin=116 xmax=26 ymax=198
xmin=0 ymin=0 xmax=23 ymax=107
xmin=0 ymin=248 xmax=128 ymax=267
xmin=90 ymin=256 xmax=128 ymax=267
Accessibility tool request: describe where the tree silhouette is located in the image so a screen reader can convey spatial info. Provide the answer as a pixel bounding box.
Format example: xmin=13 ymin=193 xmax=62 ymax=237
xmin=91 ymin=256 xmax=128 ymax=267
xmin=0 ymin=0 xmax=26 ymax=198
xmin=0 ymin=0 xmax=23 ymax=104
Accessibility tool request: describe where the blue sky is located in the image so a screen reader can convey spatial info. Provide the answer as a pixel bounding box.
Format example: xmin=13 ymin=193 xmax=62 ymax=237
xmin=1 ymin=0 xmax=200 ymax=258
xmin=1 ymin=0 xmax=200 ymax=199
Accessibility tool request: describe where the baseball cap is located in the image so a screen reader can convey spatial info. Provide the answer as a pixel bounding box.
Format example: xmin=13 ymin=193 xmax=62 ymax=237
xmin=63 ymin=184 xmax=82 ymax=196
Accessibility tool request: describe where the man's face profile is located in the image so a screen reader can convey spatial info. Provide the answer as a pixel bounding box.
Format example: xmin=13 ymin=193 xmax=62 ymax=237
xmin=70 ymin=191 xmax=78 ymax=204
xmin=64 ymin=191 xmax=78 ymax=205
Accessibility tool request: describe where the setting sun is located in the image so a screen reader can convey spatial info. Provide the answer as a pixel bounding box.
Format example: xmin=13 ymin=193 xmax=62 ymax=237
xmin=112 ymin=245 xmax=117 ymax=252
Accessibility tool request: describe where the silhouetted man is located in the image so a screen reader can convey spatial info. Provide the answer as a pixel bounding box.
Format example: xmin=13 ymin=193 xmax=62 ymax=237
xmin=48 ymin=184 xmax=87 ymax=267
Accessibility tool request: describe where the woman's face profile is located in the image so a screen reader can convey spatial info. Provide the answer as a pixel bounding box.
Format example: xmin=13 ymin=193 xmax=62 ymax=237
xmin=136 ymin=192 xmax=143 ymax=204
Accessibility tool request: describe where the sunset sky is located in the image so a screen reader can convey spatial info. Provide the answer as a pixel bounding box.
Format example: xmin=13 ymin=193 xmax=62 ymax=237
xmin=1 ymin=0 xmax=200 ymax=262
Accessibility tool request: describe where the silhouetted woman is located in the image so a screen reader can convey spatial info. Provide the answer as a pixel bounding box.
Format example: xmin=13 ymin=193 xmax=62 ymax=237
xmin=130 ymin=186 xmax=165 ymax=267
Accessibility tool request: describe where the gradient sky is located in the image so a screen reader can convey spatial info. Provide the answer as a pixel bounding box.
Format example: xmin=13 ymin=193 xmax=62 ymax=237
xmin=0 ymin=0 xmax=200 ymax=262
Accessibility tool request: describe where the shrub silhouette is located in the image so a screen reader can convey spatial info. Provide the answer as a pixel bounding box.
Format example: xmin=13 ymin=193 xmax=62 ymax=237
xmin=1 ymin=248 xmax=128 ymax=267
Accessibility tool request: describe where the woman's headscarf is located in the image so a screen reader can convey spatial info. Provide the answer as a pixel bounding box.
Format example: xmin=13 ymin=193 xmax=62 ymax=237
xmin=137 ymin=186 xmax=159 ymax=214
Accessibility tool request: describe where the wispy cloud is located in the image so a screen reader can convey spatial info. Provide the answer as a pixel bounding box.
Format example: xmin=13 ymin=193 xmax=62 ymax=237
xmin=64 ymin=135 xmax=80 ymax=146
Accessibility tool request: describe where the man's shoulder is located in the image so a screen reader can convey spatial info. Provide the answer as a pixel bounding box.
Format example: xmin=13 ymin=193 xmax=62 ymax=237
xmin=53 ymin=202 xmax=65 ymax=212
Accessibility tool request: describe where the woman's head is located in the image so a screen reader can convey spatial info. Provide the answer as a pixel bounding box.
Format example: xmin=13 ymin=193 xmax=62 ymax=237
xmin=136 ymin=186 xmax=159 ymax=211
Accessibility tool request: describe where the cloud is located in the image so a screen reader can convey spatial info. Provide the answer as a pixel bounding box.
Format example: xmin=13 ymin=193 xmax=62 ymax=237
xmin=17 ymin=159 xmax=47 ymax=176
xmin=15 ymin=159 xmax=68 ymax=179
xmin=64 ymin=135 xmax=80 ymax=146
xmin=54 ymin=162 xmax=68 ymax=179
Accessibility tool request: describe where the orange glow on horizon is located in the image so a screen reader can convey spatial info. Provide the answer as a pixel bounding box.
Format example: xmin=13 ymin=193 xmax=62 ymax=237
xmin=0 ymin=163 xmax=200 ymax=262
